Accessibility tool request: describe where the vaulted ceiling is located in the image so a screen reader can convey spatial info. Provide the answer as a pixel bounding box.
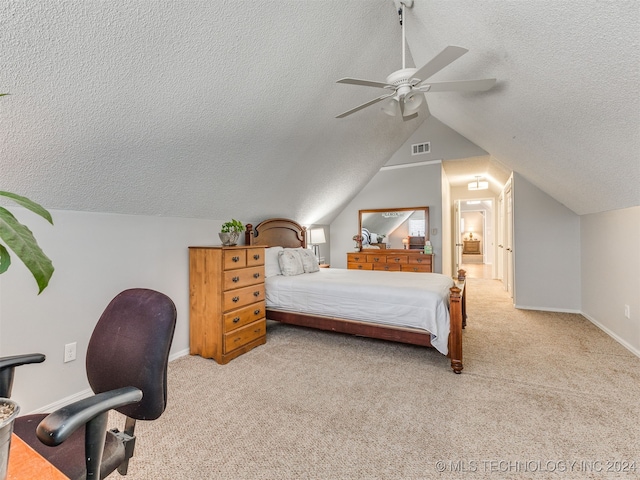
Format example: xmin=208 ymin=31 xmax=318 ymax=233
xmin=1 ymin=1 xmax=638 ymax=225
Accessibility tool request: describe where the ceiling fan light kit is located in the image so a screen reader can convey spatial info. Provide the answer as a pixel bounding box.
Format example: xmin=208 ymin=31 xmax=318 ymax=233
xmin=336 ymin=0 xmax=496 ymax=120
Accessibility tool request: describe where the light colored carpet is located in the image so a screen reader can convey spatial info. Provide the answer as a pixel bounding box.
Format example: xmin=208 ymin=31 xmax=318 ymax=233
xmin=109 ymin=278 xmax=640 ymax=479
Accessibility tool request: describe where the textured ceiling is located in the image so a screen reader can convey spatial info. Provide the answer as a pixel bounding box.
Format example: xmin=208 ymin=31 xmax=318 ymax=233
xmin=1 ymin=1 xmax=638 ymax=223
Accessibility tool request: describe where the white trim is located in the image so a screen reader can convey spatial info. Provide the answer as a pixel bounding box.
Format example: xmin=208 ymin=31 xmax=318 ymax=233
xmin=581 ymin=311 xmax=640 ymax=359
xmin=169 ymin=348 xmax=190 ymax=362
xmin=25 ymin=348 xmax=191 ymax=415
xmin=27 ymin=388 xmax=93 ymax=415
xmin=380 ymin=159 xmax=442 ymax=171
xmin=514 ymin=305 xmax=581 ymax=314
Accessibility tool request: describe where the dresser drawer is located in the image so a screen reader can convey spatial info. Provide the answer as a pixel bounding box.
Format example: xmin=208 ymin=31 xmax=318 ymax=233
xmin=224 ymin=250 xmax=247 ymax=269
xmin=224 ymin=319 xmax=266 ymax=353
xmin=223 ymin=301 xmax=265 ymax=332
xmin=407 ymin=255 xmax=432 ymax=266
xmin=223 ymin=266 xmax=264 ymax=289
xmin=402 ymin=264 xmax=432 ymax=273
xmin=373 ymin=263 xmax=401 ymax=271
xmin=246 ymin=248 xmax=265 ymax=267
xmin=366 ymin=254 xmax=388 ymax=264
xmin=347 ymin=253 xmax=367 ymax=264
xmin=223 ymin=284 xmax=265 ymax=311
xmin=386 ymin=254 xmax=408 ymax=264
xmin=348 ymin=262 xmax=373 ymax=270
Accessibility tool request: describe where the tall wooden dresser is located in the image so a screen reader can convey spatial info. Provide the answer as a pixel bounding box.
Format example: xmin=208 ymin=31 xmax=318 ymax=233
xmin=347 ymin=250 xmax=434 ymax=272
xmin=189 ymin=245 xmax=266 ymax=364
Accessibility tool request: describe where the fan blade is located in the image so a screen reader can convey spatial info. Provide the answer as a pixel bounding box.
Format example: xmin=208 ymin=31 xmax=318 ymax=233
xmin=417 ymin=78 xmax=497 ymax=93
xmin=336 ymin=92 xmax=396 ymax=118
xmin=336 ymin=77 xmax=392 ymax=89
xmin=413 ymin=46 xmax=469 ymax=84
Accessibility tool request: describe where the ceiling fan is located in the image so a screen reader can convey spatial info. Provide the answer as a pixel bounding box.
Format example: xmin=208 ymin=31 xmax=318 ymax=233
xmin=335 ymin=0 xmax=496 ymax=121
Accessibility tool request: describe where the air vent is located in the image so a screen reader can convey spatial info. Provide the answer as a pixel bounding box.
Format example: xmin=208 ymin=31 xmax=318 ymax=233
xmin=411 ymin=142 xmax=430 ymax=155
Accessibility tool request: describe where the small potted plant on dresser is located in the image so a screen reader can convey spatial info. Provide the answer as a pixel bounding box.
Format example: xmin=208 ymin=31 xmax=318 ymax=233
xmin=219 ymin=219 xmax=244 ymax=246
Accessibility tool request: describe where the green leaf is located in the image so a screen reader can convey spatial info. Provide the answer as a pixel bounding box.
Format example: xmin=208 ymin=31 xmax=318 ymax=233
xmin=0 ymin=244 xmax=11 ymax=274
xmin=0 ymin=207 xmax=54 ymax=293
xmin=0 ymin=191 xmax=53 ymax=224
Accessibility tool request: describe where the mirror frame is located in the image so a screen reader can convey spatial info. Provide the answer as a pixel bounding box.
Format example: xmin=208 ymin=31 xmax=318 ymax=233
xmin=358 ymin=206 xmax=430 ymax=248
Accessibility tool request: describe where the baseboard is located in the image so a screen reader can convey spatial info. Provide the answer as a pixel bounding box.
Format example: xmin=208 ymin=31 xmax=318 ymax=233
xmin=28 ymin=387 xmax=93 ymax=415
xmin=26 ymin=349 xmax=192 ymax=415
xmin=514 ymin=304 xmax=581 ymax=314
xmin=169 ymin=348 xmax=190 ymax=362
xmin=581 ymin=311 xmax=640 ymax=359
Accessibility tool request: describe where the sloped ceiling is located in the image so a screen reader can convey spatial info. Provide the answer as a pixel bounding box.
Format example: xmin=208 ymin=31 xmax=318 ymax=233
xmin=1 ymin=1 xmax=638 ymax=225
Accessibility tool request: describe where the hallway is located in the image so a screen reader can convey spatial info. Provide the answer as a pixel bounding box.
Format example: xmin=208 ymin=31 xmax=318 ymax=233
xmin=460 ymin=263 xmax=493 ymax=279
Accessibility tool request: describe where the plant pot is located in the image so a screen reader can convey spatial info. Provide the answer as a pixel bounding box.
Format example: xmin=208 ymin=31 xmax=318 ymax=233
xmin=219 ymin=232 xmax=240 ymax=246
xmin=0 ymin=398 xmax=19 ymax=480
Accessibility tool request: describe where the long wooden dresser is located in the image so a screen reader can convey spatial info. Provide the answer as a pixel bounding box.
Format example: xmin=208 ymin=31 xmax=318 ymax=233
xmin=347 ymin=249 xmax=434 ymax=272
xmin=189 ymin=245 xmax=266 ymax=364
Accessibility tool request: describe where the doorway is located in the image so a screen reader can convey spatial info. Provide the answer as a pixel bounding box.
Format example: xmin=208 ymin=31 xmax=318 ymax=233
xmin=457 ymin=199 xmax=494 ymax=279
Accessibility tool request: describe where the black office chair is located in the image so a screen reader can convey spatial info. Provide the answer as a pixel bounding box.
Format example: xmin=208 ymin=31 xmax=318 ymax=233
xmin=8 ymin=288 xmax=176 ymax=480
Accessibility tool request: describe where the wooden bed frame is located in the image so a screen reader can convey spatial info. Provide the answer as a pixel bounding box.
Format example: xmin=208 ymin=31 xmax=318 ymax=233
xmin=245 ymin=218 xmax=467 ymax=374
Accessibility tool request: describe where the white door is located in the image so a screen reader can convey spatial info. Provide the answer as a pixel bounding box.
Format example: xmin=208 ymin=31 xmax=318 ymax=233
xmin=497 ymin=191 xmax=505 ymax=286
xmin=505 ymin=181 xmax=514 ymax=298
xmin=454 ymin=200 xmax=463 ymax=275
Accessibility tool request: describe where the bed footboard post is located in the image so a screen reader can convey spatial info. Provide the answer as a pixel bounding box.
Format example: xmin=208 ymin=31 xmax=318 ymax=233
xmin=448 ymin=283 xmax=463 ymax=374
xmin=245 ymin=224 xmax=254 ymax=245
xmin=457 ymin=269 xmax=467 ymax=328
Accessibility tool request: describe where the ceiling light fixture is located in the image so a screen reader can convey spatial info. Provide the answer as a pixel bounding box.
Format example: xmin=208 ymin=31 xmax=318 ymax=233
xmin=468 ymin=176 xmax=489 ymax=191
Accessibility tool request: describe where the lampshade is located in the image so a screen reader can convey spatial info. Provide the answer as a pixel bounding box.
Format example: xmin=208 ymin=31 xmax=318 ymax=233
xmin=309 ymin=228 xmax=326 ymax=245
xmin=381 ymin=98 xmax=398 ymax=116
xmin=468 ymin=176 xmax=489 ymax=191
xmin=403 ymin=91 xmax=424 ymax=115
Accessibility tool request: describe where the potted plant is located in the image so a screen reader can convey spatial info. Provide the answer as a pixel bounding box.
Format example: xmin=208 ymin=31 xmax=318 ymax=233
xmin=0 ymin=190 xmax=54 ymax=479
xmin=219 ymin=219 xmax=244 ymax=246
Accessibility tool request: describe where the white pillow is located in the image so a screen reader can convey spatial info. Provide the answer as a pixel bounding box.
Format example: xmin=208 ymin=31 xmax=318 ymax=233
xmin=264 ymin=247 xmax=284 ymax=277
xmin=278 ymin=249 xmax=304 ymax=276
xmin=298 ymin=248 xmax=320 ymax=273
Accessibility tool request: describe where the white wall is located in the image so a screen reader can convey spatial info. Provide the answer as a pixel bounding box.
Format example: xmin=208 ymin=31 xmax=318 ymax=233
xmin=330 ymin=162 xmax=443 ymax=271
xmin=512 ymin=173 xmax=581 ymax=311
xmin=581 ymin=206 xmax=640 ymax=355
xmin=0 ymin=208 xmax=217 ymax=412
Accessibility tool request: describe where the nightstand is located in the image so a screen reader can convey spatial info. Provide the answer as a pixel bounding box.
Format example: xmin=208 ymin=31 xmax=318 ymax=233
xmin=319 ymin=264 xmax=330 ymax=268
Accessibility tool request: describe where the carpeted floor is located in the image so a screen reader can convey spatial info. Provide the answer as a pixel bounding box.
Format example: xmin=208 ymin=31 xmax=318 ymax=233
xmin=109 ymin=278 xmax=640 ymax=479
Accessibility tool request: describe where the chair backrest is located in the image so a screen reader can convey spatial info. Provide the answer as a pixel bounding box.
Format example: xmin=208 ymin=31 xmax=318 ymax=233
xmin=85 ymin=288 xmax=177 ymax=420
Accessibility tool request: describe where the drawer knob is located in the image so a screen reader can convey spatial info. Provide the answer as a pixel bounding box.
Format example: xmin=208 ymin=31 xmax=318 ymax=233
xmin=417 ymin=258 xmax=423 ymax=263
xmin=232 ymin=296 xmax=240 ymax=303
xmin=357 ymin=265 xmax=363 ymax=269
xmin=254 ymin=309 xmax=261 ymax=315
xmin=232 ymin=256 xmax=240 ymax=262
xmin=394 ymin=258 xmax=400 ymax=262
xmin=413 ymin=268 xmax=418 ymax=271
xmin=253 ymin=291 xmax=260 ymax=297
xmin=373 ymin=257 xmax=379 ymax=261
xmin=384 ymin=266 xmax=389 ymax=270
xmin=233 ymin=316 xmax=240 ymax=323
xmin=254 ymin=328 xmax=261 ymax=334
xmin=232 ymin=276 xmax=240 ymax=282
xmin=253 ymin=254 xmax=260 ymax=260
xmin=253 ymin=273 xmax=260 ymax=278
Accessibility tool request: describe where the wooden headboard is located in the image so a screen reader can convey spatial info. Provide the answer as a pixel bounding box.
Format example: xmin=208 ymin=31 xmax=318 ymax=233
xmin=245 ymin=218 xmax=307 ymax=248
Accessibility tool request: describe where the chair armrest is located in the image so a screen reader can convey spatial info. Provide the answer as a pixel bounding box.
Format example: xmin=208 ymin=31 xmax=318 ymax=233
xmin=0 ymin=353 xmax=46 ymax=398
xmin=36 ymin=386 xmax=143 ymax=447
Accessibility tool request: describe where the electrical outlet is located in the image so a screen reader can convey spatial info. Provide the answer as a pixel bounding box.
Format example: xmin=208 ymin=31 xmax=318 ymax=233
xmin=624 ymin=305 xmax=630 ymax=319
xmin=64 ymin=342 xmax=77 ymax=363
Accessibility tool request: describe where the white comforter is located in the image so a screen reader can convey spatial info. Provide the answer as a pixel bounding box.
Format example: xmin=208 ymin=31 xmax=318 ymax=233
xmin=265 ymin=268 xmax=454 ymax=355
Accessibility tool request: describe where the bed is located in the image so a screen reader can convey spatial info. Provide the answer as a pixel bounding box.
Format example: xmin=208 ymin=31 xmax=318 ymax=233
xmin=245 ymin=218 xmax=467 ymax=373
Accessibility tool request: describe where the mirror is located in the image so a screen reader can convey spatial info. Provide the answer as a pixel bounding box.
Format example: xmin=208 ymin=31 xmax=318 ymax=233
xmin=359 ymin=207 xmax=429 ymax=250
